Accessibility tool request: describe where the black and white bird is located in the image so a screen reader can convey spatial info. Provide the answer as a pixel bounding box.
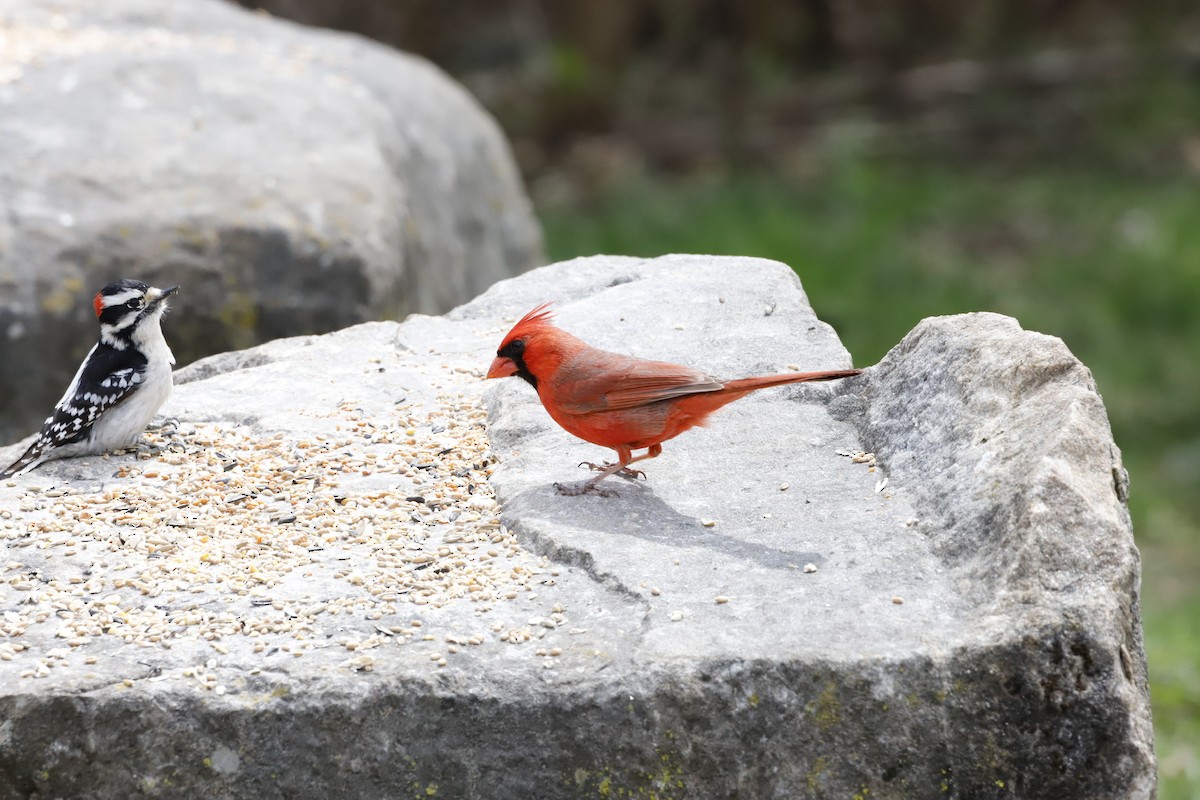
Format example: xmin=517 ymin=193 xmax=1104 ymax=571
xmin=0 ymin=279 xmax=179 ymax=478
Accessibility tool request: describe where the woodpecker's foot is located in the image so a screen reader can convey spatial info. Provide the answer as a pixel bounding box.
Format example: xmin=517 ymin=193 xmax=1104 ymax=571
xmin=554 ymin=480 xmax=618 ymax=498
xmin=145 ymin=417 xmax=181 ymax=434
xmin=578 ymin=462 xmax=646 ymax=481
xmin=143 ymin=418 xmax=184 ymax=454
xmin=136 ymin=442 xmax=165 ymax=460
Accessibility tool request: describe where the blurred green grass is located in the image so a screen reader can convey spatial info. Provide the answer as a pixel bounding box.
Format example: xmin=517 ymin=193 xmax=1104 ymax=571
xmin=540 ymin=160 xmax=1200 ymax=795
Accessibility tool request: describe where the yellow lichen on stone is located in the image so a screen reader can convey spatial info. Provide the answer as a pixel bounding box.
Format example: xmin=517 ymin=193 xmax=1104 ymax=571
xmin=808 ymin=681 xmax=841 ymax=729
xmin=806 ymin=755 xmax=828 ymax=793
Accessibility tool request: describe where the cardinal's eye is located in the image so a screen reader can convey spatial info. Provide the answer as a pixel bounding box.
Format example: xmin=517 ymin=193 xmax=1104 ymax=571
xmin=498 ymin=339 xmax=526 ymax=360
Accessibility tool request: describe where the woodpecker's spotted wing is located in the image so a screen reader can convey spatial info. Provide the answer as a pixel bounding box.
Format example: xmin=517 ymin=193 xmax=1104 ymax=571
xmin=0 ymin=343 xmax=148 ymax=478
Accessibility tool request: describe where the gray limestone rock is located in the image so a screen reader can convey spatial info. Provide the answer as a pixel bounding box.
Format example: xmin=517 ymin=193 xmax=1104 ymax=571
xmin=0 ymin=0 xmax=542 ymax=440
xmin=0 ymin=255 xmax=1154 ymax=799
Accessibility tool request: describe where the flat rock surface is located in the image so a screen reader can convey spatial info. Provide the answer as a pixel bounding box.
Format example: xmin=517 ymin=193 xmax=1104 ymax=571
xmin=0 ymin=255 xmax=1154 ymax=799
xmin=483 ymin=258 xmax=948 ymax=663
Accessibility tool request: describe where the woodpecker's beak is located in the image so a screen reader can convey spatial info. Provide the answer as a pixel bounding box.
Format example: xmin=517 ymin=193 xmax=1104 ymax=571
xmin=144 ymin=284 xmax=178 ymax=309
xmin=146 ymin=285 xmax=179 ymax=308
xmin=486 ymin=356 xmax=517 ymax=379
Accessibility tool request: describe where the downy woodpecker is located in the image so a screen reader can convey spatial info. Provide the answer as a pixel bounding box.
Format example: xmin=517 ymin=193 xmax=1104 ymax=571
xmin=1 ymin=279 xmax=179 ymax=478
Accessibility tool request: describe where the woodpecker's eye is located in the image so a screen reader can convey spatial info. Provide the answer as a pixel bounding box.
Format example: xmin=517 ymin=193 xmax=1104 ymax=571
xmin=126 ymin=299 xmax=144 ymax=310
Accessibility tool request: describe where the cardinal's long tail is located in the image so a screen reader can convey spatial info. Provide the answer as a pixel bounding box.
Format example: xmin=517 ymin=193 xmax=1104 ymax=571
xmin=654 ymin=368 xmax=863 ymax=444
xmin=721 ymin=368 xmax=862 ymax=395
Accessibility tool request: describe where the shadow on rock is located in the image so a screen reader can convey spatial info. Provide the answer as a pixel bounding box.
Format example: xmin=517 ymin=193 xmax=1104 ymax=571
xmin=502 ymin=480 xmax=825 ymax=574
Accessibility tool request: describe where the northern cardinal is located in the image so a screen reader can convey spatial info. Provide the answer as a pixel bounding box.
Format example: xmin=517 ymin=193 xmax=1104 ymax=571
xmin=486 ymin=304 xmax=861 ymax=496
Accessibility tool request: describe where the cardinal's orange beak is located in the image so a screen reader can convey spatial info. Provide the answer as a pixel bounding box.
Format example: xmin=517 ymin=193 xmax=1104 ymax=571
xmin=486 ymin=356 xmax=517 ymax=379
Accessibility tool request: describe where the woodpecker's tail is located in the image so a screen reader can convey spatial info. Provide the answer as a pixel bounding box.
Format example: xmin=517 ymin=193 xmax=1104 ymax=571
xmin=0 ymin=442 xmax=47 ymax=479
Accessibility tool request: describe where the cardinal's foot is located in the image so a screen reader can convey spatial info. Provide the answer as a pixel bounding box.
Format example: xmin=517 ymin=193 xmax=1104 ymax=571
xmin=577 ymin=462 xmax=646 ymax=481
xmin=554 ymin=480 xmax=618 ymax=498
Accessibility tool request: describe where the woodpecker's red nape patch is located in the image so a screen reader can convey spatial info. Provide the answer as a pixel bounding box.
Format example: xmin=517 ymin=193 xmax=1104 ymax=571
xmin=93 ymin=292 xmax=104 ymax=318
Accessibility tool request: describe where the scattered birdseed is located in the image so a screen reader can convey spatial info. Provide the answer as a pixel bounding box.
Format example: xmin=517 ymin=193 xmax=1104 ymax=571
xmin=700 ymin=519 xmax=717 ymax=528
xmin=0 ymin=389 xmax=562 ymax=676
xmin=803 ymin=563 xmax=818 ymax=574
xmin=714 ymin=595 xmax=730 ymax=605
xmin=837 ymin=450 xmax=877 ymax=467
xmin=340 ymin=652 xmax=372 ymax=671
xmin=892 ymin=596 xmax=904 ymax=605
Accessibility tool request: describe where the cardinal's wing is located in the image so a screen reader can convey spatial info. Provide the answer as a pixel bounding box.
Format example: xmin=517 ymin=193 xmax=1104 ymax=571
xmin=552 ymin=352 xmax=723 ymax=414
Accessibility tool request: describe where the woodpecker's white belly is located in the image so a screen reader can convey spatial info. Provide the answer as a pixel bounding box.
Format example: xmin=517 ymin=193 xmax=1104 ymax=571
xmin=88 ymin=317 xmax=175 ymax=453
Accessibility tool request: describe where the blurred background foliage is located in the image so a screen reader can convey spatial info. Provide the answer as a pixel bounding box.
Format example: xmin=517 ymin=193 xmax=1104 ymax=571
xmin=243 ymin=0 xmax=1199 ymax=792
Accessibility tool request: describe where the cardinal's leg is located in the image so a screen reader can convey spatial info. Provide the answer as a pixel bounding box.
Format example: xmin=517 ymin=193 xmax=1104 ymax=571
xmin=578 ymin=461 xmax=645 ymax=481
xmin=579 ymin=444 xmax=663 ymax=482
xmin=560 ymin=445 xmax=663 ymax=496
xmin=617 ymin=443 xmax=662 ymax=478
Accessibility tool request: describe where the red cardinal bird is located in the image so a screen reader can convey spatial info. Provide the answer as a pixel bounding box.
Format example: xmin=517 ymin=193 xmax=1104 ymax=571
xmin=486 ymin=304 xmax=861 ymax=496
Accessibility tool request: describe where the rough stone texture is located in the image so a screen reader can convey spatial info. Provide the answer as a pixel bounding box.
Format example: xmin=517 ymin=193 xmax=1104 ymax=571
xmin=839 ymin=313 xmax=1156 ymax=799
xmin=0 ymin=0 xmax=543 ymax=440
xmin=0 ymin=255 xmax=1154 ymax=799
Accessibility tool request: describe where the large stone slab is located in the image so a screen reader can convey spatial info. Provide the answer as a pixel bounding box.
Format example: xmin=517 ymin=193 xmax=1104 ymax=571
xmin=0 ymin=0 xmax=542 ymax=440
xmin=0 ymin=255 xmax=1153 ymax=798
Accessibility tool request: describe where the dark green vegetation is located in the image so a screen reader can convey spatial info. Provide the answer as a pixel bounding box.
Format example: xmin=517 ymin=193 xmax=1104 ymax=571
xmin=542 ymin=156 xmax=1200 ymax=796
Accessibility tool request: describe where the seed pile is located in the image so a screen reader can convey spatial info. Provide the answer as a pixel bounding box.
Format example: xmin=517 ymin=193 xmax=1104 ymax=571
xmin=0 ymin=390 xmax=563 ymax=678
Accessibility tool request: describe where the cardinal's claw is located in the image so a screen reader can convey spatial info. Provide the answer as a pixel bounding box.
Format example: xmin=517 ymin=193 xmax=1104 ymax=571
xmin=577 ymin=462 xmax=645 ymax=481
